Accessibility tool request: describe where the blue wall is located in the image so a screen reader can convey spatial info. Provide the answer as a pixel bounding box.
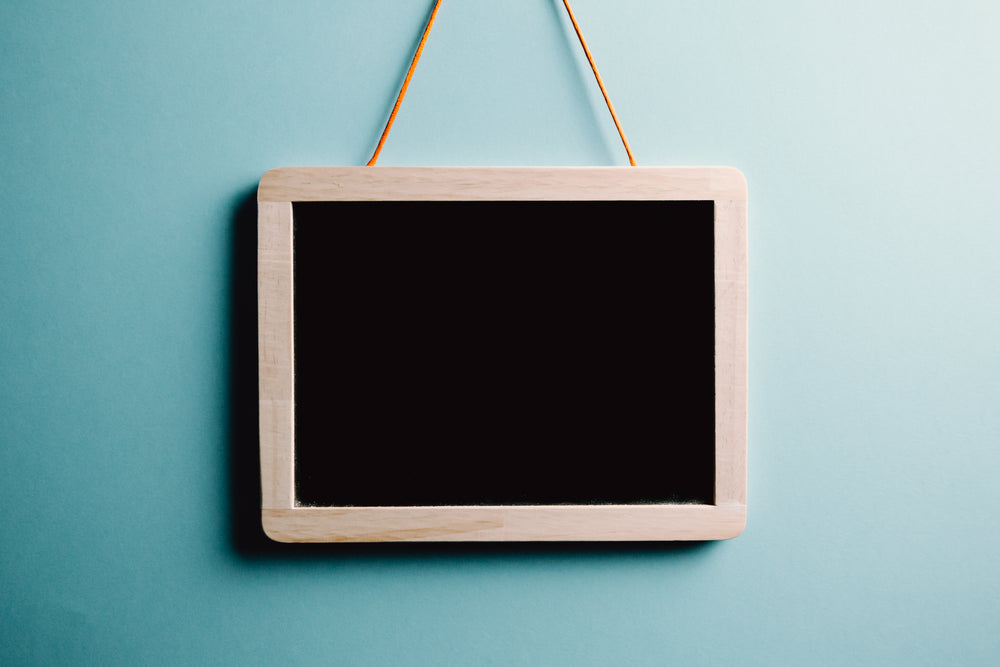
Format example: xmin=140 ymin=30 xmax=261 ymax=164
xmin=2 ymin=1 xmax=998 ymax=664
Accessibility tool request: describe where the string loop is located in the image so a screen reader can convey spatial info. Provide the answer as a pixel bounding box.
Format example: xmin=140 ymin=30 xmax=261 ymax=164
xmin=367 ymin=0 xmax=635 ymax=166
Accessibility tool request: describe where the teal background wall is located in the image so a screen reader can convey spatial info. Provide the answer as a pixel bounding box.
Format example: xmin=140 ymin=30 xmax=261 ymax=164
xmin=2 ymin=1 xmax=998 ymax=664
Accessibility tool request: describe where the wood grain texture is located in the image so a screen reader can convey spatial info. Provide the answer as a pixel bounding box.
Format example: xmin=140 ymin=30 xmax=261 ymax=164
xmin=257 ymin=166 xmax=747 ymax=541
xmin=263 ymin=505 xmax=746 ymax=543
xmin=715 ymin=198 xmax=749 ymax=506
xmin=258 ymin=166 xmax=747 ymax=203
xmin=258 ymin=201 xmax=294 ymax=510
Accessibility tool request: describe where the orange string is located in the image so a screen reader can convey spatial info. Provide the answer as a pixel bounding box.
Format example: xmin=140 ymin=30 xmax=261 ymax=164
xmin=367 ymin=0 xmax=443 ymax=166
xmin=366 ymin=0 xmax=636 ymax=166
xmin=561 ymin=0 xmax=636 ymax=166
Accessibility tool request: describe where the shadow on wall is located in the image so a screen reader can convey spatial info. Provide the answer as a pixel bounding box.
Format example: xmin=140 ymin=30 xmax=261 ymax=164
xmin=228 ymin=189 xmax=268 ymax=555
xmin=225 ymin=187 xmax=717 ymax=561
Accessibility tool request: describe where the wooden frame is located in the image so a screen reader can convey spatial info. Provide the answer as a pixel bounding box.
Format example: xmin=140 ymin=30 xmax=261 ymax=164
xmin=258 ymin=167 xmax=747 ymax=542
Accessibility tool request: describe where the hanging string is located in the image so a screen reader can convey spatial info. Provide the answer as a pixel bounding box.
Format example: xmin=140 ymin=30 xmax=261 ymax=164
xmin=367 ymin=0 xmax=443 ymax=166
xmin=366 ymin=0 xmax=635 ymax=166
xmin=561 ymin=0 xmax=636 ymax=166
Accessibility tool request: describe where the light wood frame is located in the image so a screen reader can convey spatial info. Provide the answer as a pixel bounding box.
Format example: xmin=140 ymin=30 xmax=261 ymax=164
xmin=258 ymin=167 xmax=747 ymax=542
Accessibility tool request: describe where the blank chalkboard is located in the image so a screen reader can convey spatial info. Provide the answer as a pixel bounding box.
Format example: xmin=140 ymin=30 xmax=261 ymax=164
xmin=258 ymin=167 xmax=747 ymax=541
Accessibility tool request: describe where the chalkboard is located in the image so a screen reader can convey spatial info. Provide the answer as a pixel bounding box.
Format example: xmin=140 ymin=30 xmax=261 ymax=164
xmin=258 ymin=167 xmax=747 ymax=541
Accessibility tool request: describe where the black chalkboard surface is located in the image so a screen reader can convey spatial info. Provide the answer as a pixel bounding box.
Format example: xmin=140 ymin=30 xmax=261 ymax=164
xmin=293 ymin=201 xmax=715 ymax=507
xmin=257 ymin=166 xmax=747 ymax=541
